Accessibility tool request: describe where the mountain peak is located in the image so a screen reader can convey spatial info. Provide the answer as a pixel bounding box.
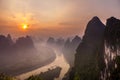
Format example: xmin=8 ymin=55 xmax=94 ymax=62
xmin=89 ymin=16 xmax=102 ymax=24
xmin=107 ymin=17 xmax=120 ymax=26
xmin=84 ymin=16 xmax=105 ymax=38
xmin=74 ymin=35 xmax=80 ymax=39
xmin=92 ymin=16 xmax=100 ymax=21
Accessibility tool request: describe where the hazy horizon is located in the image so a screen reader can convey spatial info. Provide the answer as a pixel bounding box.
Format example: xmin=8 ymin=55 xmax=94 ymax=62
xmin=0 ymin=0 xmax=120 ymax=38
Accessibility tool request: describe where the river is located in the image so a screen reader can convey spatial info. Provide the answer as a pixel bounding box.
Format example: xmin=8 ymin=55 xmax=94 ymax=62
xmin=16 ymin=49 xmax=70 ymax=80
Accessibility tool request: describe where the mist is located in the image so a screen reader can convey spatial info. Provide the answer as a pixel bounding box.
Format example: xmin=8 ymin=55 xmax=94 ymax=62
xmin=0 ymin=35 xmax=56 ymax=76
xmin=0 ymin=0 xmax=120 ymax=80
xmin=0 ymin=34 xmax=77 ymax=80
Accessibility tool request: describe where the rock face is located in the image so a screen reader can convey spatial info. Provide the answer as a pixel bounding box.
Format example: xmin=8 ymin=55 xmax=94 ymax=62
xmin=74 ymin=16 xmax=105 ymax=80
xmin=104 ymin=17 xmax=120 ymax=80
xmin=105 ymin=17 xmax=120 ymax=52
xmin=70 ymin=36 xmax=81 ymax=51
xmin=63 ymin=35 xmax=81 ymax=67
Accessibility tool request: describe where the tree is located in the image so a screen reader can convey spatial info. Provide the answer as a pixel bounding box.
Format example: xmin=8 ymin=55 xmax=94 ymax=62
xmin=104 ymin=17 xmax=120 ymax=80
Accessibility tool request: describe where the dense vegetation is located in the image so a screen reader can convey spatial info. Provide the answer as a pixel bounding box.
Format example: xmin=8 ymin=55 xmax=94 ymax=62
xmin=26 ymin=75 xmax=43 ymax=80
xmin=104 ymin=17 xmax=120 ymax=80
xmin=0 ymin=73 xmax=16 ymax=80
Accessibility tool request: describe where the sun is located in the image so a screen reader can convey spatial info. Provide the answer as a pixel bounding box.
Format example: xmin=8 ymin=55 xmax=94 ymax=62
xmin=22 ymin=24 xmax=28 ymax=30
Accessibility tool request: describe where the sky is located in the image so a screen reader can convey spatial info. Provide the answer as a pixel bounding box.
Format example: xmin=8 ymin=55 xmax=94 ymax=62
xmin=0 ymin=0 xmax=120 ymax=38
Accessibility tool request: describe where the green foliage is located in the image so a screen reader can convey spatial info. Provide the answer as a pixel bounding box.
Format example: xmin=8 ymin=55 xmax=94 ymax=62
xmin=0 ymin=73 xmax=16 ymax=80
xmin=26 ymin=75 xmax=43 ymax=80
xmin=104 ymin=17 xmax=120 ymax=80
xmin=105 ymin=17 xmax=120 ymax=53
xmin=115 ymin=56 xmax=120 ymax=66
xmin=74 ymin=72 xmax=80 ymax=80
xmin=109 ymin=56 xmax=120 ymax=80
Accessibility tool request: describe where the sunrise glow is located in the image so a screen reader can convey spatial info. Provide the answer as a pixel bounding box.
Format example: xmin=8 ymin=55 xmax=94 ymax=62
xmin=22 ymin=24 xmax=28 ymax=30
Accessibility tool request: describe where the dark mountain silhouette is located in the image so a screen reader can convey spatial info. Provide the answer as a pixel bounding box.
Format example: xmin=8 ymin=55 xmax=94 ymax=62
xmin=62 ymin=35 xmax=81 ymax=67
xmin=0 ymin=34 xmax=13 ymax=53
xmin=64 ymin=16 xmax=106 ymax=80
xmin=70 ymin=35 xmax=81 ymax=50
xmin=47 ymin=37 xmax=65 ymax=48
xmin=104 ymin=17 xmax=120 ymax=80
xmin=63 ymin=35 xmax=81 ymax=52
xmin=7 ymin=34 xmax=14 ymax=45
xmin=64 ymin=38 xmax=71 ymax=49
xmin=47 ymin=37 xmax=55 ymax=45
xmin=0 ymin=35 xmax=35 ymax=54
xmin=15 ymin=36 xmax=35 ymax=50
xmin=46 ymin=35 xmax=81 ymax=66
xmin=56 ymin=38 xmax=65 ymax=46
xmin=105 ymin=17 xmax=120 ymax=52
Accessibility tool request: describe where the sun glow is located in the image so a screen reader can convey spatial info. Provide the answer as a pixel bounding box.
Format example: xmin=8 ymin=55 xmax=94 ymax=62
xmin=22 ymin=24 xmax=28 ymax=30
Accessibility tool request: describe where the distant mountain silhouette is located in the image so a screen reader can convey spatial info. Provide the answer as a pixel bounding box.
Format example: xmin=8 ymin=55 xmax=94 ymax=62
xmin=7 ymin=34 xmax=14 ymax=45
xmin=64 ymin=16 xmax=106 ymax=80
xmin=47 ymin=37 xmax=55 ymax=45
xmin=56 ymin=38 xmax=65 ymax=46
xmin=0 ymin=34 xmax=13 ymax=53
xmin=15 ymin=36 xmax=35 ymax=50
xmin=70 ymin=35 xmax=81 ymax=50
xmin=63 ymin=35 xmax=81 ymax=67
xmin=46 ymin=35 xmax=81 ymax=66
xmin=64 ymin=38 xmax=71 ymax=49
xmin=64 ymin=35 xmax=81 ymax=52
xmin=0 ymin=35 xmax=35 ymax=54
xmin=47 ymin=37 xmax=65 ymax=50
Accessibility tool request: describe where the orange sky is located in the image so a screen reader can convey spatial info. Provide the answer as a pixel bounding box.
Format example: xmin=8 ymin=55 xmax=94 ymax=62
xmin=0 ymin=0 xmax=120 ymax=38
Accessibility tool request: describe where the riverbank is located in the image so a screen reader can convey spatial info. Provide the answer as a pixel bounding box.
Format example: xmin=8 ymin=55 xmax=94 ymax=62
xmin=27 ymin=67 xmax=62 ymax=80
xmin=0 ymin=45 xmax=56 ymax=77
xmin=16 ymin=50 xmax=70 ymax=80
xmin=13 ymin=54 xmax=56 ymax=76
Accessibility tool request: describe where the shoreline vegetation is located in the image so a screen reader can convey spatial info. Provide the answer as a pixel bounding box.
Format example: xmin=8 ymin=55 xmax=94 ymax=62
xmin=0 ymin=66 xmax=61 ymax=80
xmin=27 ymin=67 xmax=62 ymax=80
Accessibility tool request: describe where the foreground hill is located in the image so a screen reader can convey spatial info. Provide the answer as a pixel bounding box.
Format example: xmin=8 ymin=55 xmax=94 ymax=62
xmin=74 ymin=16 xmax=105 ymax=80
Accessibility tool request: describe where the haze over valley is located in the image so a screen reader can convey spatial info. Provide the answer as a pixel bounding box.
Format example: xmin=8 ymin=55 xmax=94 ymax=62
xmin=0 ymin=0 xmax=120 ymax=80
